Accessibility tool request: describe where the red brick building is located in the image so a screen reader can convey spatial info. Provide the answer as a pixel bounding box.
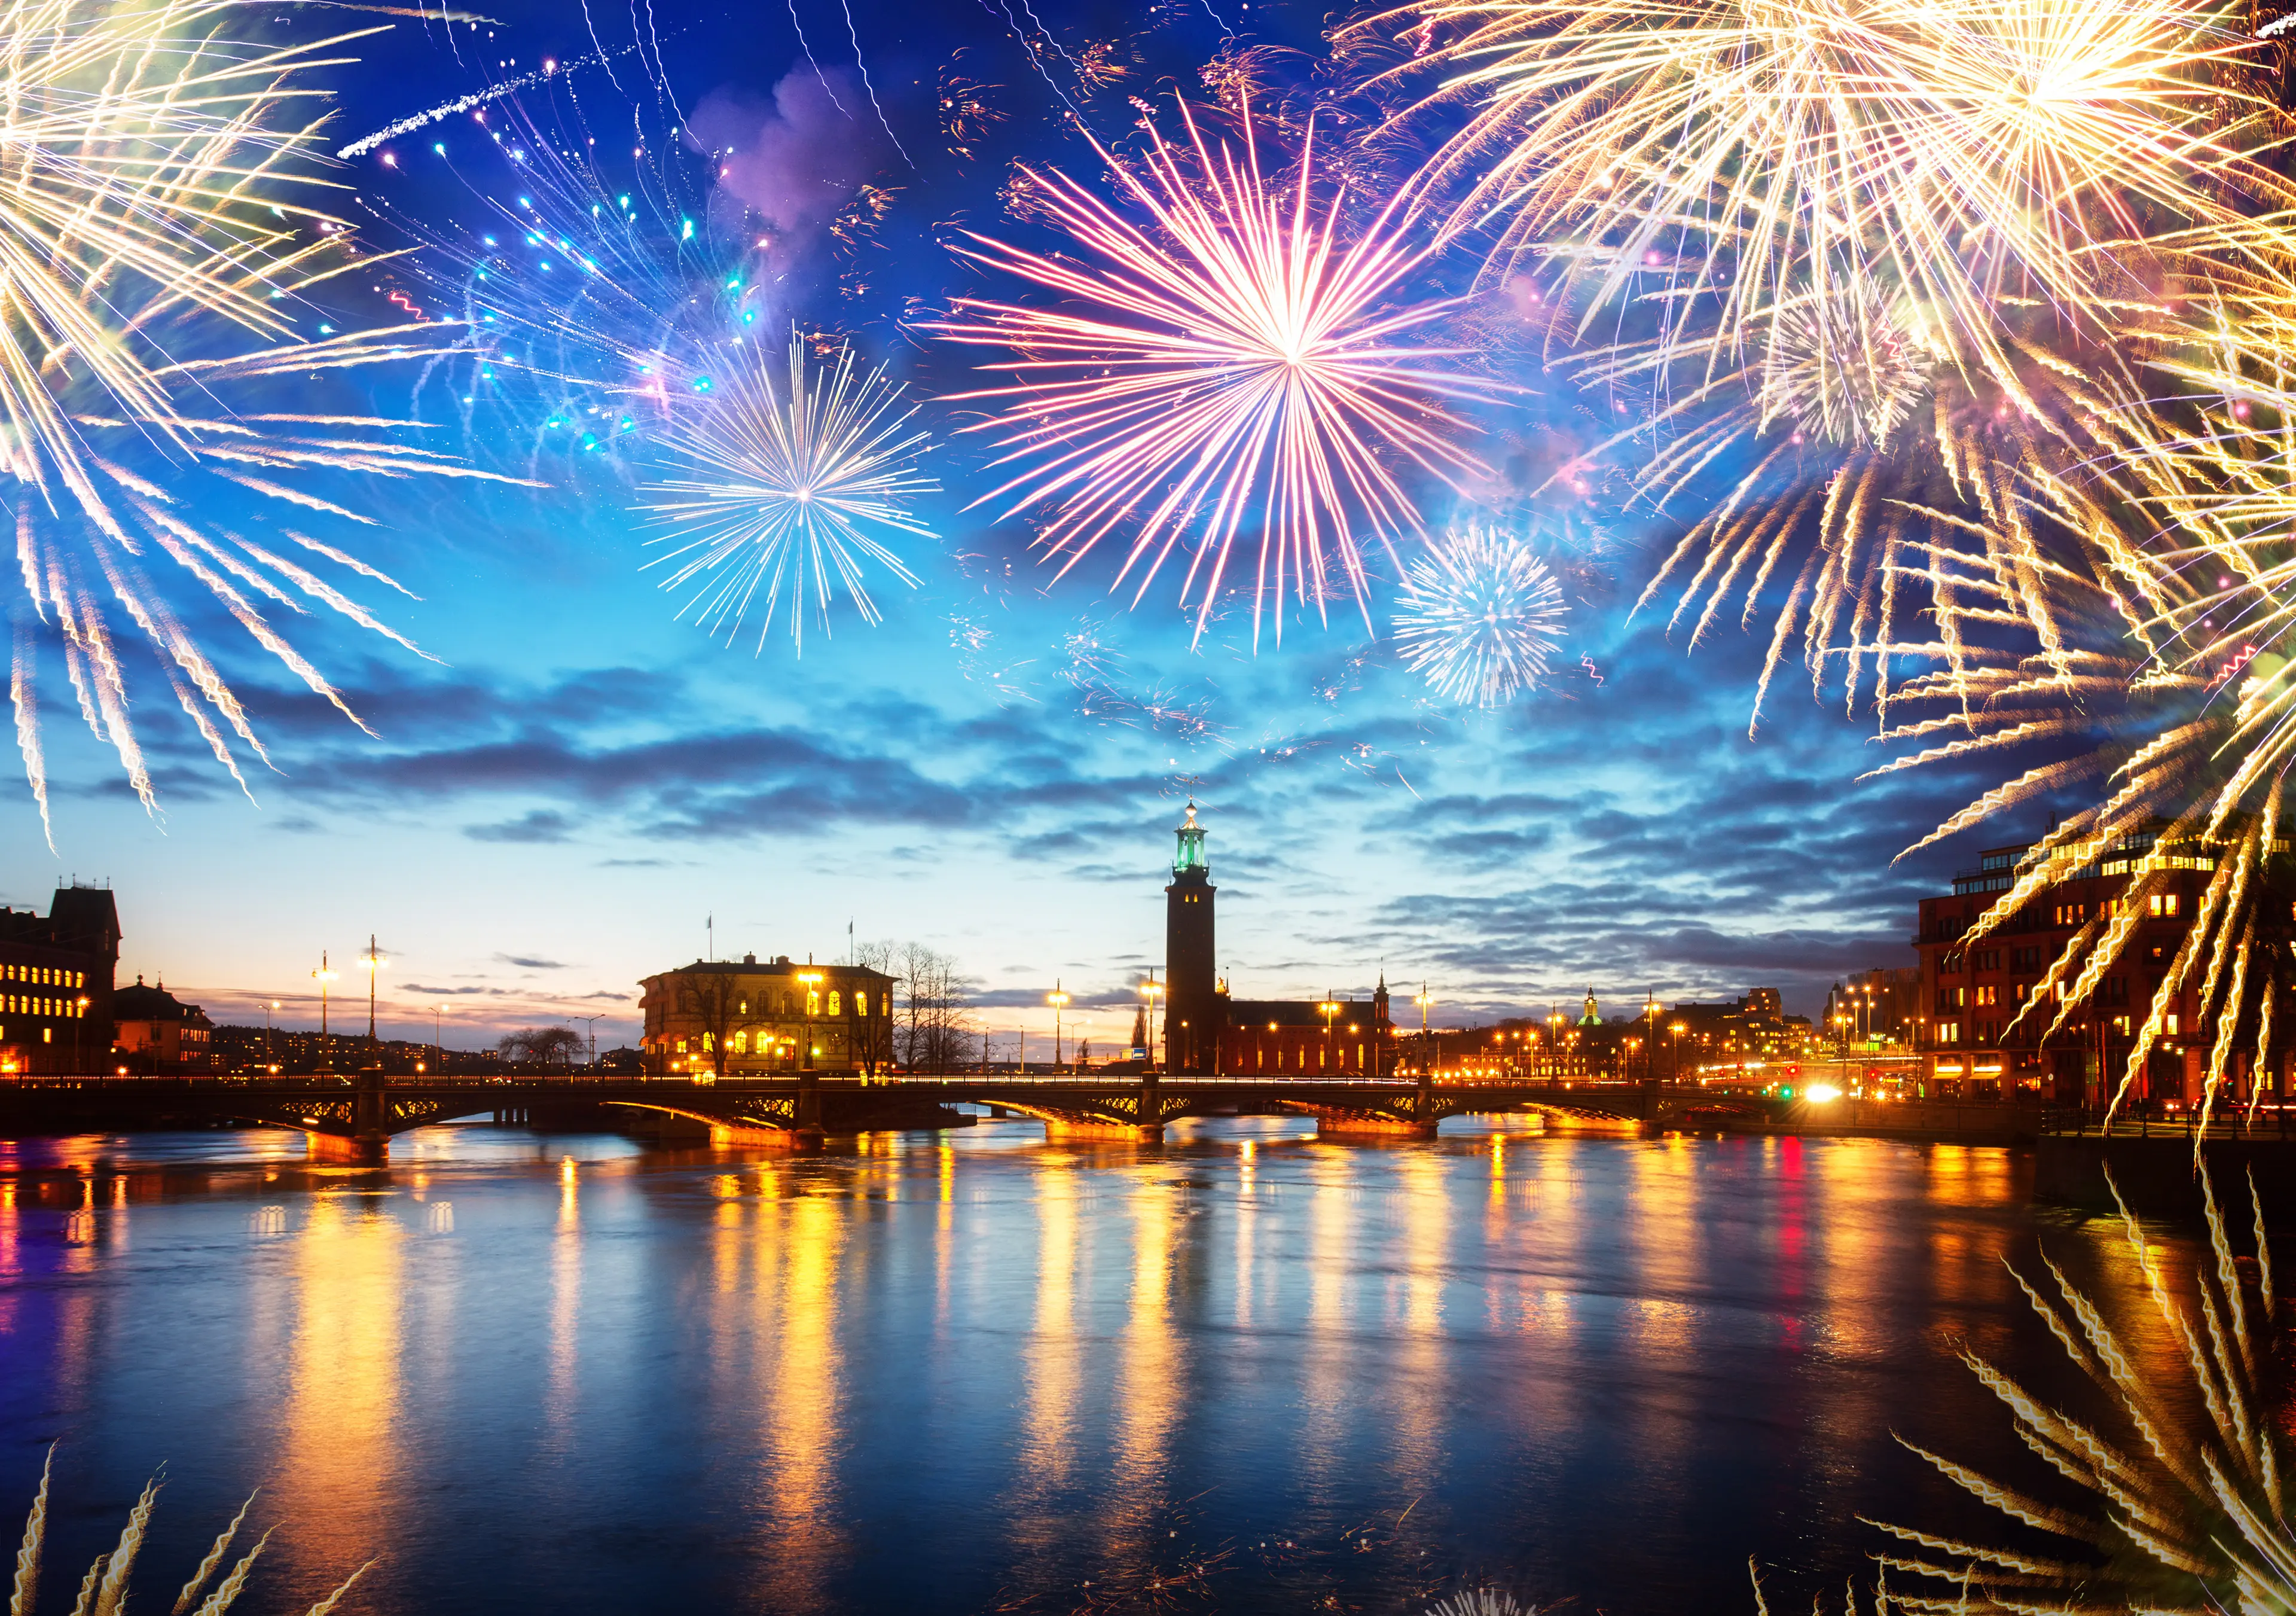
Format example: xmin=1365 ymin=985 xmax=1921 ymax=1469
xmin=1913 ymin=831 xmax=2267 ymax=1106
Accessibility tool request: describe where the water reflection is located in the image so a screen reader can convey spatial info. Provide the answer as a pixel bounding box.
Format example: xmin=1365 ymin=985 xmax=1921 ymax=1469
xmin=0 ymin=1124 xmax=2213 ymax=1616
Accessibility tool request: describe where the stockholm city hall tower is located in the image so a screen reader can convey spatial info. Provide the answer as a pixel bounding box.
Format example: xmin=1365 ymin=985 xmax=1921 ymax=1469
xmin=1165 ymin=801 xmax=1218 ymax=1073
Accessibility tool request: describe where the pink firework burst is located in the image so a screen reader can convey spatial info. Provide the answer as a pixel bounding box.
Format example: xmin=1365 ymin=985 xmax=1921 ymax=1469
xmin=924 ymin=97 xmax=1499 ymax=645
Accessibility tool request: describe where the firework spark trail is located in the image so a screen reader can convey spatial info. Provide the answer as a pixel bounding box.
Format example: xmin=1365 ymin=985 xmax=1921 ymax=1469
xmin=640 ymin=332 xmax=936 ymax=654
xmin=926 ymin=96 xmax=1499 ymax=646
xmin=0 ymin=0 xmax=533 ymax=812
xmin=337 ymin=48 xmax=643 ymax=157
xmin=1348 ymin=0 xmax=2292 ymax=387
xmin=783 ymin=0 xmax=849 ymax=112
xmin=1394 ymin=520 xmax=1568 ymax=705
xmin=838 ymin=0 xmax=915 ymax=167
xmin=10 ymin=632 xmax=49 ymax=853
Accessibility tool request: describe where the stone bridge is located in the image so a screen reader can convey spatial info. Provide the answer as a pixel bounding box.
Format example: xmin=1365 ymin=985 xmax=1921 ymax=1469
xmin=0 ymin=1071 xmax=1773 ymax=1158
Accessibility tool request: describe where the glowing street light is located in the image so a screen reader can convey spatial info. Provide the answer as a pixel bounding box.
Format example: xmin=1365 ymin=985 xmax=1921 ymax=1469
xmin=1140 ymin=975 xmax=1162 ymax=1075
xmin=1047 ymin=980 xmax=1070 ymax=1073
xmin=1413 ymin=984 xmax=1434 ymax=1075
xmin=312 ymin=953 xmax=338 ymax=1073
xmin=359 ymin=935 xmax=387 ymax=1055
xmin=1318 ymin=998 xmax=1340 ymax=1074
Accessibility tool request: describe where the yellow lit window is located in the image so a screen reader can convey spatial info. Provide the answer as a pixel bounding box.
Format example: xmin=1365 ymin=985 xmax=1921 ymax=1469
xmin=807 ymin=990 xmax=820 ymax=1017
xmin=731 ymin=1031 xmax=747 ymax=1054
xmin=2164 ymin=1013 xmax=2181 ymax=1035
xmin=856 ymin=992 xmax=868 ymax=1017
xmin=829 ymin=991 xmax=842 ymax=1017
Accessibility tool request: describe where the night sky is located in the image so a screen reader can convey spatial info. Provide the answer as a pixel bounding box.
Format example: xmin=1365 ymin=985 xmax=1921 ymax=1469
xmin=0 ymin=0 xmax=2032 ymax=1051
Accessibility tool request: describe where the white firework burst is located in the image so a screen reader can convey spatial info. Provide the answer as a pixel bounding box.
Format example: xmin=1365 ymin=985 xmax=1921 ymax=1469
xmin=1394 ymin=523 xmax=1568 ymax=706
xmin=639 ymin=333 xmax=936 ymax=654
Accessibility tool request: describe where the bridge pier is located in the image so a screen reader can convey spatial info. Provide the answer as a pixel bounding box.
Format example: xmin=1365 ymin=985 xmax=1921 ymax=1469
xmin=304 ymin=1131 xmax=387 ymax=1164
xmin=1042 ymin=1118 xmax=1164 ymax=1143
xmin=1313 ymin=1113 xmax=1437 ymax=1140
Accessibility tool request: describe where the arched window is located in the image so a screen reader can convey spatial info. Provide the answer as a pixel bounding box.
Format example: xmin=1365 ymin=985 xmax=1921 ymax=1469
xmin=731 ymin=1031 xmax=747 ymax=1054
xmin=828 ymin=991 xmax=842 ymax=1017
xmin=856 ymin=992 xmax=868 ymax=1017
xmin=807 ymin=990 xmax=820 ymax=1017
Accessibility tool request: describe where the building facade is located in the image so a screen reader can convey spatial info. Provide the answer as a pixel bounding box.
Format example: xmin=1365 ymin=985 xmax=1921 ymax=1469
xmin=1914 ymin=831 xmax=2234 ymax=1104
xmin=639 ymin=954 xmax=894 ymax=1076
xmin=111 ymin=977 xmax=215 ymax=1074
xmin=0 ymin=885 xmax=120 ymax=1075
xmin=1218 ymin=983 xmax=1392 ymax=1076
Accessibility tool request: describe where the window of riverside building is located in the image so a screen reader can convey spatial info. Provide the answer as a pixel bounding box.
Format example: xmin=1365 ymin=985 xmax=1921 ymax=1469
xmin=828 ymin=992 xmax=841 ymax=1017
xmin=1942 ymin=952 xmax=1962 ymax=973
xmin=1973 ymin=984 xmax=1996 ymax=1005
xmin=731 ymin=1031 xmax=747 ymax=1054
xmin=2112 ymin=1014 xmax=2133 ymax=1036
xmin=2150 ymin=892 xmax=2181 ymax=917
xmin=856 ymin=992 xmax=868 ymax=1017
xmin=807 ymin=990 xmax=820 ymax=1017
xmin=2164 ymin=1013 xmax=2181 ymax=1035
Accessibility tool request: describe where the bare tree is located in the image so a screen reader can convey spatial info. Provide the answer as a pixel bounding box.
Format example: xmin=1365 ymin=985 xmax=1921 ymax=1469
xmin=497 ymin=1026 xmax=585 ymax=1069
xmin=671 ymin=971 xmax=745 ymax=1078
xmin=862 ymin=941 xmax=976 ymax=1075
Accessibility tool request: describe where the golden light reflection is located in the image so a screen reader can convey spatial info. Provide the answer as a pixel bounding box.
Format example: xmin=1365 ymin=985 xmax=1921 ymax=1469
xmin=547 ymin=1160 xmax=581 ymax=1444
xmin=1299 ymin=1148 xmax=1355 ymax=1492
xmin=268 ymin=1194 xmax=405 ymax=1586
xmin=1113 ymin=1173 xmax=1180 ymax=1495
xmin=1019 ymin=1162 xmax=1080 ymax=1487
xmin=1389 ymin=1152 xmax=1449 ymax=1486
xmin=1235 ymin=1139 xmax=1257 ymax=1328
xmin=759 ymin=1194 xmax=845 ymax=1596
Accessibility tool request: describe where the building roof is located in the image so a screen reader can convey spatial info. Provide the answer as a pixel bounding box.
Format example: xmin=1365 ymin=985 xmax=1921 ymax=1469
xmin=1225 ymin=996 xmax=1381 ymax=1029
xmin=112 ymin=976 xmax=210 ymax=1025
xmin=643 ymin=955 xmax=892 ymax=981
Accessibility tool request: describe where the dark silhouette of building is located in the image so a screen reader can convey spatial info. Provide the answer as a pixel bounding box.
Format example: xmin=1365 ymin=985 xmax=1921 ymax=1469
xmin=1165 ymin=802 xmax=1218 ymax=1073
xmin=639 ymin=953 xmax=894 ymax=1075
xmin=0 ymin=883 xmax=120 ymax=1074
xmin=111 ymin=976 xmax=214 ymax=1074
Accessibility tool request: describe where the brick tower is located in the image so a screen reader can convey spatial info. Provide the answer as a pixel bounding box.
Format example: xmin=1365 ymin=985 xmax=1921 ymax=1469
xmin=1164 ymin=801 xmax=1218 ymax=1073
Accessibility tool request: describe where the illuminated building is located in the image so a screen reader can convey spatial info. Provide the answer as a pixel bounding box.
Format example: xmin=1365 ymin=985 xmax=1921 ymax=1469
xmin=111 ymin=977 xmax=215 ymax=1073
xmin=0 ymin=883 xmax=119 ymax=1075
xmin=1913 ymin=829 xmax=2243 ymax=1105
xmin=639 ymin=953 xmax=894 ymax=1075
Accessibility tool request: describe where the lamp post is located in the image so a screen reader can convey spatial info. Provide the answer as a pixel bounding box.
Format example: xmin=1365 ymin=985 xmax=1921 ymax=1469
xmin=797 ymin=971 xmax=823 ymax=1071
xmin=579 ymin=1014 xmax=600 ymax=1072
xmin=359 ymin=935 xmax=386 ymax=1063
xmin=74 ymin=996 xmax=88 ymax=1073
xmin=433 ymin=1002 xmax=448 ymax=1075
xmin=1140 ymin=975 xmax=1162 ymax=1075
xmin=1643 ymin=991 xmax=1660 ymax=1085
xmin=1413 ymin=985 xmax=1434 ymax=1076
xmin=1318 ymin=998 xmax=1339 ymax=1075
xmin=266 ymin=1000 xmax=280 ymax=1074
xmin=312 ymin=953 xmax=337 ymax=1073
xmin=1047 ymin=981 xmax=1070 ymax=1073
xmin=1671 ymin=1020 xmax=1686 ymax=1083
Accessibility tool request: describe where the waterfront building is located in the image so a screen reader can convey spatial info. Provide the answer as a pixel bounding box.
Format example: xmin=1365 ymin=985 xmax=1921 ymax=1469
xmin=1913 ymin=828 xmax=2248 ymax=1105
xmin=1153 ymin=802 xmax=1394 ymax=1074
xmin=638 ymin=953 xmax=894 ymax=1075
xmin=1824 ymin=966 xmax=1922 ymax=1051
xmin=110 ymin=977 xmax=215 ymax=1074
xmin=0 ymin=883 xmax=120 ymax=1075
xmin=1666 ymin=987 xmax=1813 ymax=1066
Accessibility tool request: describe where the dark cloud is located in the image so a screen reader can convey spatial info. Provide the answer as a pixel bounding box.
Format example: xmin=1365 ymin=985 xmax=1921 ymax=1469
xmin=498 ymin=953 xmax=571 ymax=971
xmin=466 ymin=810 xmax=576 ymax=843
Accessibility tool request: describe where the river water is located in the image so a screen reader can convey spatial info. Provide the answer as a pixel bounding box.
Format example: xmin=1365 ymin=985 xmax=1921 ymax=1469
xmin=0 ymin=1116 xmax=2205 ymax=1615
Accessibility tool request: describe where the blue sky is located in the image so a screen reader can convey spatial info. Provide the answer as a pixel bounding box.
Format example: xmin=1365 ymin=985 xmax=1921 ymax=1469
xmin=0 ymin=0 xmax=2027 ymax=1050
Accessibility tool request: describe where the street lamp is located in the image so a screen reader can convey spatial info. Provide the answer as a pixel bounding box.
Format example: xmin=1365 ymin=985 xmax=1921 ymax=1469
xmin=312 ymin=953 xmax=338 ymax=1072
xmin=266 ymin=1000 xmax=280 ymax=1074
xmin=434 ymin=1002 xmax=450 ymax=1075
xmin=1318 ymin=998 xmax=1340 ymax=1074
xmin=797 ymin=972 xmax=824 ymax=1071
xmin=1413 ymin=985 xmax=1434 ymax=1075
xmin=359 ymin=935 xmax=386 ymax=1059
xmin=1670 ymin=1020 xmax=1686 ymax=1083
xmin=74 ymin=996 xmax=88 ymax=1074
xmin=1047 ymin=980 xmax=1070 ymax=1073
xmin=1140 ymin=975 xmax=1162 ymax=1075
